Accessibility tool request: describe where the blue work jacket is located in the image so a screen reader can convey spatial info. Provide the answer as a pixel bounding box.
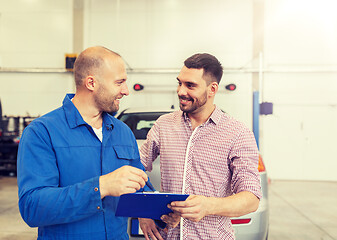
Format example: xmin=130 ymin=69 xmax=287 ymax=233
xmin=17 ymin=94 xmax=151 ymax=240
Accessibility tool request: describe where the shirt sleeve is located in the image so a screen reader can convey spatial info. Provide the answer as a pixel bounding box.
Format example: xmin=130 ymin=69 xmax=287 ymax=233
xmin=228 ymin=126 xmax=262 ymax=199
xmin=139 ymin=120 xmax=161 ymax=172
xmin=17 ymin=123 xmax=103 ymax=227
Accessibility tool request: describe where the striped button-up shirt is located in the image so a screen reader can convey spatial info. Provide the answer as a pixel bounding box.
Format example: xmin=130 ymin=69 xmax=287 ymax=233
xmin=140 ymin=105 xmax=262 ymax=240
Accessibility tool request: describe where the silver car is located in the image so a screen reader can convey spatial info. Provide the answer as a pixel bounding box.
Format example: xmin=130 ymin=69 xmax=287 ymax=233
xmin=116 ymin=108 xmax=269 ymax=240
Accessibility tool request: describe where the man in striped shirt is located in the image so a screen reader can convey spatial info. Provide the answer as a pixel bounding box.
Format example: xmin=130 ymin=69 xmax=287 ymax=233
xmin=139 ymin=53 xmax=262 ymax=240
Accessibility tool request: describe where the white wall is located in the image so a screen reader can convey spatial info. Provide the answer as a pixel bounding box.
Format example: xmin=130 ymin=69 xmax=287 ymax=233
xmin=84 ymin=0 xmax=253 ymax=69
xmin=0 ymin=72 xmax=74 ymax=116
xmin=0 ymin=0 xmax=74 ymax=116
xmin=261 ymin=0 xmax=337 ymax=181
xmin=84 ymin=0 xmax=254 ymax=126
xmin=0 ymin=0 xmax=254 ymax=125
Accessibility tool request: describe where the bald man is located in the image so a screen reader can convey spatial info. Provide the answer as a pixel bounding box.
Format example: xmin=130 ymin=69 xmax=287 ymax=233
xmin=17 ymin=46 xmax=152 ymax=239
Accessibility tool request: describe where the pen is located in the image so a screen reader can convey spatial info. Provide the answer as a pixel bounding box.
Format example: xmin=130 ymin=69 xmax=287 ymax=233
xmin=145 ymin=180 xmax=156 ymax=192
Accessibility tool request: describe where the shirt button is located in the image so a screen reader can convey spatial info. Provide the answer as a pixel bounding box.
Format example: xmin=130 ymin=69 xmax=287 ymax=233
xmin=97 ymin=206 xmax=101 ymax=210
xmin=94 ymin=187 xmax=98 ymax=192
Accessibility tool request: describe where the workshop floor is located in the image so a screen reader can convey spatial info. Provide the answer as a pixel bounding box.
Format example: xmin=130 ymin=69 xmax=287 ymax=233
xmin=0 ymin=176 xmax=336 ymax=240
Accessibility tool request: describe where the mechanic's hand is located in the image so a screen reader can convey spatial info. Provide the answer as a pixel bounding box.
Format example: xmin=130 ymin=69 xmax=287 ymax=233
xmin=139 ymin=218 xmax=164 ymax=240
xmin=161 ymin=212 xmax=181 ymax=228
xmin=99 ymin=166 xmax=148 ymax=198
xmin=168 ymin=195 xmax=210 ymax=222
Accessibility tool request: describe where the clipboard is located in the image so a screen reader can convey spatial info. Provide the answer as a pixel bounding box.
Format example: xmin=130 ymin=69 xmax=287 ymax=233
xmin=115 ymin=192 xmax=189 ymax=220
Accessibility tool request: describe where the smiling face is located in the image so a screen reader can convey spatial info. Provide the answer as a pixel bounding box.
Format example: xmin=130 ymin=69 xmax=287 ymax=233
xmin=93 ymin=56 xmax=129 ymax=113
xmin=176 ymin=66 xmax=213 ymax=114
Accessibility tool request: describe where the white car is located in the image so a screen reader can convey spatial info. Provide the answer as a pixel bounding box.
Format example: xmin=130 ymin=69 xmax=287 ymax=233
xmin=116 ymin=107 xmax=269 ymax=240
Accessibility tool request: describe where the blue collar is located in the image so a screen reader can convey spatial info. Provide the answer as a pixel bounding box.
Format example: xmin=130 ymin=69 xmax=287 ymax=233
xmin=62 ymin=94 xmax=114 ymax=130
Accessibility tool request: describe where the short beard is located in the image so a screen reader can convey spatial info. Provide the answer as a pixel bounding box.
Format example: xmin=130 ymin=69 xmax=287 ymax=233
xmin=179 ymin=91 xmax=207 ymax=114
xmin=94 ymin=85 xmax=119 ymax=113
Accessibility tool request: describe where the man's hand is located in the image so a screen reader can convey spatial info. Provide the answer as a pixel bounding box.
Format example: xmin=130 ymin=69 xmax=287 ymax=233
xmin=139 ymin=218 xmax=163 ymax=240
xmin=168 ymin=195 xmax=210 ymax=222
xmin=161 ymin=212 xmax=181 ymax=228
xmin=99 ymin=166 xmax=148 ymax=198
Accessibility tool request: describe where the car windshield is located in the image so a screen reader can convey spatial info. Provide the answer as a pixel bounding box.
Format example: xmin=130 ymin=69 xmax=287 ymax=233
xmin=117 ymin=112 xmax=171 ymax=139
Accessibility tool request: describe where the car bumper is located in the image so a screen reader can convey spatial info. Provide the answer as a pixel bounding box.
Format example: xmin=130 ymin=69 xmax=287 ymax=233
xmin=232 ymin=197 xmax=269 ymax=240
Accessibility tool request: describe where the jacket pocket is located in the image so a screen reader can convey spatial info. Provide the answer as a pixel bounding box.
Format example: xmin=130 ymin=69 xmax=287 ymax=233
xmin=113 ymin=145 xmax=137 ymax=161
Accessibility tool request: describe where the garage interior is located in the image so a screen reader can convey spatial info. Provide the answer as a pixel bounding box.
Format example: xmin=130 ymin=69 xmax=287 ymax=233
xmin=1 ymin=0 xmax=337 ymax=239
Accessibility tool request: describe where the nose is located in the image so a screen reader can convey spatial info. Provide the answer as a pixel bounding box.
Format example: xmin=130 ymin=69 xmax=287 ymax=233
xmin=177 ymin=84 xmax=187 ymax=97
xmin=121 ymin=82 xmax=129 ymax=96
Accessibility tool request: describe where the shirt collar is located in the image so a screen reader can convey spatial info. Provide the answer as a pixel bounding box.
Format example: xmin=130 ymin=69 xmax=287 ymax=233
xmin=62 ymin=94 xmax=114 ymax=130
xmin=63 ymin=94 xmax=86 ymax=129
xmin=102 ymin=112 xmax=115 ymax=131
xmin=208 ymin=105 xmax=222 ymax=125
xmin=182 ymin=105 xmax=222 ymax=126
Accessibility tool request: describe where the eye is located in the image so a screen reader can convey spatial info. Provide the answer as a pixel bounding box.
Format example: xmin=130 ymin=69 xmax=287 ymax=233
xmin=116 ymin=80 xmax=125 ymax=85
xmin=187 ymin=83 xmax=195 ymax=89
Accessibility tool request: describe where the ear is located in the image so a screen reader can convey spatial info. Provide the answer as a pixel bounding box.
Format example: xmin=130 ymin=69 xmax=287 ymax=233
xmin=208 ymin=82 xmax=218 ymax=97
xmin=84 ymin=76 xmax=96 ymax=91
